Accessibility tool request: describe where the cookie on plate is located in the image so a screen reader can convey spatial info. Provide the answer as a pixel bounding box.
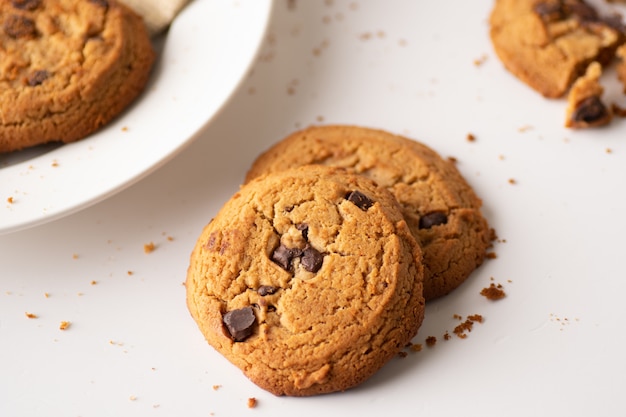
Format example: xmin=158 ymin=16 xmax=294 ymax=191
xmin=186 ymin=165 xmax=425 ymax=396
xmin=489 ymin=0 xmax=623 ymax=98
xmin=565 ymin=61 xmax=612 ymax=128
xmin=245 ymin=125 xmax=492 ymax=301
xmin=0 ymin=0 xmax=155 ymax=153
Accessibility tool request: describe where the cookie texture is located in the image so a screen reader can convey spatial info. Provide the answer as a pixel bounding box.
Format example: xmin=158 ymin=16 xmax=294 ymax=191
xmin=186 ymin=165 xmax=425 ymax=396
xmin=565 ymin=61 xmax=612 ymax=128
xmin=489 ymin=0 xmax=623 ymax=98
xmin=0 ymin=0 xmax=155 ymax=153
xmin=245 ymin=125 xmax=491 ymax=301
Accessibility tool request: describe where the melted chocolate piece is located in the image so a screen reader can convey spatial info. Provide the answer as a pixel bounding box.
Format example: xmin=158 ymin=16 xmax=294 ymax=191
xmin=345 ymin=190 xmax=373 ymax=211
xmin=296 ymin=223 xmax=309 ymax=241
xmin=89 ymin=0 xmax=109 ymax=8
xmin=10 ymin=0 xmax=41 ymax=10
xmin=419 ymin=212 xmax=448 ymax=229
xmin=3 ymin=15 xmax=37 ymax=39
xmin=223 ymin=307 xmax=256 ymax=342
xmin=301 ymin=245 xmax=324 ymax=273
xmin=271 ymin=245 xmax=302 ymax=271
xmin=572 ymin=96 xmax=609 ymax=124
xmin=27 ymin=70 xmax=49 ymax=86
xmin=257 ymin=285 xmax=278 ymax=296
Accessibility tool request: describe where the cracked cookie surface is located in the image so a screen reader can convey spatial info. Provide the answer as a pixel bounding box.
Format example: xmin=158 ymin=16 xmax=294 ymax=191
xmin=489 ymin=0 xmax=623 ymax=98
xmin=245 ymin=125 xmax=491 ymax=301
xmin=186 ymin=165 xmax=425 ymax=396
xmin=0 ymin=0 xmax=155 ymax=153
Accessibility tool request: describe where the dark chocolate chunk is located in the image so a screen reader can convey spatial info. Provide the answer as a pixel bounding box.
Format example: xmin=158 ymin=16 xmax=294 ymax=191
xmin=534 ymin=2 xmax=564 ymax=21
xmin=3 ymin=14 xmax=37 ymax=39
xmin=89 ymin=0 xmax=109 ymax=8
xmin=10 ymin=0 xmax=41 ymax=10
xmin=345 ymin=190 xmax=373 ymax=211
xmin=27 ymin=70 xmax=49 ymax=86
xmin=271 ymin=244 xmax=302 ymax=271
xmin=223 ymin=307 xmax=256 ymax=342
xmin=419 ymin=212 xmax=448 ymax=229
xmin=301 ymin=245 xmax=324 ymax=273
xmin=572 ymin=96 xmax=609 ymax=124
xmin=296 ymin=223 xmax=309 ymax=241
xmin=257 ymin=285 xmax=278 ymax=296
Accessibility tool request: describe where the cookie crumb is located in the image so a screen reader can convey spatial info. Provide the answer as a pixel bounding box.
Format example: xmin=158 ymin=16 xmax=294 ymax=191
xmin=143 ymin=242 xmax=156 ymax=254
xmin=127 ymin=270 xmax=134 ymax=276
xmin=508 ymin=178 xmax=516 ymax=185
xmin=7 ymin=196 xmax=14 ymax=204
xmin=129 ymin=395 xmax=137 ymax=401
xmin=466 ymin=133 xmax=476 ymax=142
xmin=25 ymin=312 xmax=38 ymax=319
xmin=44 ymin=292 xmax=50 ymax=298
xmin=397 ymin=350 xmax=408 ymax=358
xmin=480 ymin=283 xmax=506 ymax=300
xmin=212 ymin=385 xmax=221 ymax=391
xmin=425 ymin=336 xmax=437 ymax=347
xmin=443 ymin=331 xmax=451 ymax=341
xmin=606 ymin=148 xmax=613 ymax=154
xmin=59 ymin=321 xmax=71 ymax=330
xmin=90 ymin=280 xmax=97 ymax=285
xmin=473 ymin=54 xmax=488 ymax=66
xmin=409 ymin=343 xmax=422 ymax=352
xmin=247 ymin=397 xmax=257 ymax=408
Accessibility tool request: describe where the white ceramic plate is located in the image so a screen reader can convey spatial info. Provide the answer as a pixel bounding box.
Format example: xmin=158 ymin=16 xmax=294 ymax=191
xmin=0 ymin=0 xmax=273 ymax=235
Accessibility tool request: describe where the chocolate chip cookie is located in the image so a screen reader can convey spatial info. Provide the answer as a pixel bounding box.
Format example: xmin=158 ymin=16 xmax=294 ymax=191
xmin=0 ymin=0 xmax=155 ymax=153
xmin=489 ymin=0 xmax=623 ymax=98
xmin=186 ymin=165 xmax=425 ymax=396
xmin=245 ymin=125 xmax=492 ymax=301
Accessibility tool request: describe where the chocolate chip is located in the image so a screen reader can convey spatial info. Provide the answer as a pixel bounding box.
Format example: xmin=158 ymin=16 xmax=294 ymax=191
xmin=565 ymin=2 xmax=598 ymax=22
xmin=257 ymin=285 xmax=278 ymax=296
xmin=301 ymin=245 xmax=324 ymax=273
xmin=223 ymin=307 xmax=256 ymax=342
xmin=10 ymin=0 xmax=41 ymax=10
xmin=271 ymin=244 xmax=302 ymax=271
xmin=419 ymin=212 xmax=448 ymax=229
xmin=345 ymin=190 xmax=373 ymax=211
xmin=534 ymin=2 xmax=564 ymax=21
xmin=3 ymin=14 xmax=37 ymax=39
xmin=572 ymin=96 xmax=609 ymax=124
xmin=27 ymin=70 xmax=49 ymax=86
xmin=89 ymin=0 xmax=109 ymax=8
xmin=296 ymin=223 xmax=309 ymax=241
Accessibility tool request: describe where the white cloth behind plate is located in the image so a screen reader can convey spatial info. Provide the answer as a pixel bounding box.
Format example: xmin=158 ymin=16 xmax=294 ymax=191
xmin=119 ymin=0 xmax=191 ymax=36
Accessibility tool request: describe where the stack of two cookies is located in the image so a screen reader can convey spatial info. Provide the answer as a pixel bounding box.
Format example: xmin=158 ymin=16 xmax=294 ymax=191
xmin=185 ymin=125 xmax=492 ymax=396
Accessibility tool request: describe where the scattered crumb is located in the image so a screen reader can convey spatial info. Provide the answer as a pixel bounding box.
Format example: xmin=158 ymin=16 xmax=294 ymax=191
xmin=398 ymin=38 xmax=407 ymax=47
xmin=247 ymin=397 xmax=257 ymax=408
xmin=397 ymin=350 xmax=408 ymax=358
xmin=25 ymin=312 xmax=38 ymax=319
xmin=473 ymin=54 xmax=488 ymax=66
xmin=90 ymin=280 xmax=97 ymax=285
xmin=129 ymin=395 xmax=137 ymax=401
xmin=466 ymin=133 xmax=476 ymax=142
xmin=486 ymin=252 xmax=497 ymax=259
xmin=508 ymin=178 xmax=516 ymax=185
xmin=606 ymin=148 xmax=613 ymax=154
xmin=51 ymin=160 xmax=59 ymax=167
xmin=143 ymin=242 xmax=156 ymax=254
xmin=59 ymin=321 xmax=71 ymax=330
xmin=480 ymin=283 xmax=506 ymax=300
xmin=467 ymin=314 xmax=484 ymax=323
xmin=44 ymin=292 xmax=50 ymax=298
xmin=447 ymin=156 xmax=458 ymax=164
xmin=453 ymin=314 xmax=463 ymax=320
xmin=212 ymin=385 xmax=221 ymax=391
xmin=127 ymin=270 xmax=134 ymax=276
xmin=518 ymin=125 xmax=533 ymax=132
xmin=7 ymin=196 xmax=14 ymax=204
xmin=425 ymin=336 xmax=437 ymax=347
xmin=72 ymin=253 xmax=79 ymax=259
xmin=410 ymin=343 xmax=423 ymax=352
xmin=121 ymin=126 xmax=128 ymax=132
xmin=443 ymin=331 xmax=451 ymax=341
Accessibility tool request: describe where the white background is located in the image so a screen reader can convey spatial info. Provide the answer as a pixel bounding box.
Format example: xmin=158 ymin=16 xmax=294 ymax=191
xmin=2 ymin=1 xmax=626 ymax=416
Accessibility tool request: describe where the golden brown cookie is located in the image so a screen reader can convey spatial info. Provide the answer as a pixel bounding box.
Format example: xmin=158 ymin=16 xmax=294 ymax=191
xmin=0 ymin=0 xmax=155 ymax=153
xmin=565 ymin=61 xmax=612 ymax=128
xmin=245 ymin=125 xmax=492 ymax=301
xmin=186 ymin=165 xmax=425 ymax=396
xmin=489 ymin=0 xmax=623 ymax=98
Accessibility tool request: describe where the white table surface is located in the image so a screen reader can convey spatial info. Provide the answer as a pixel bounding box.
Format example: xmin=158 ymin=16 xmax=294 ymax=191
xmin=3 ymin=1 xmax=626 ymax=416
